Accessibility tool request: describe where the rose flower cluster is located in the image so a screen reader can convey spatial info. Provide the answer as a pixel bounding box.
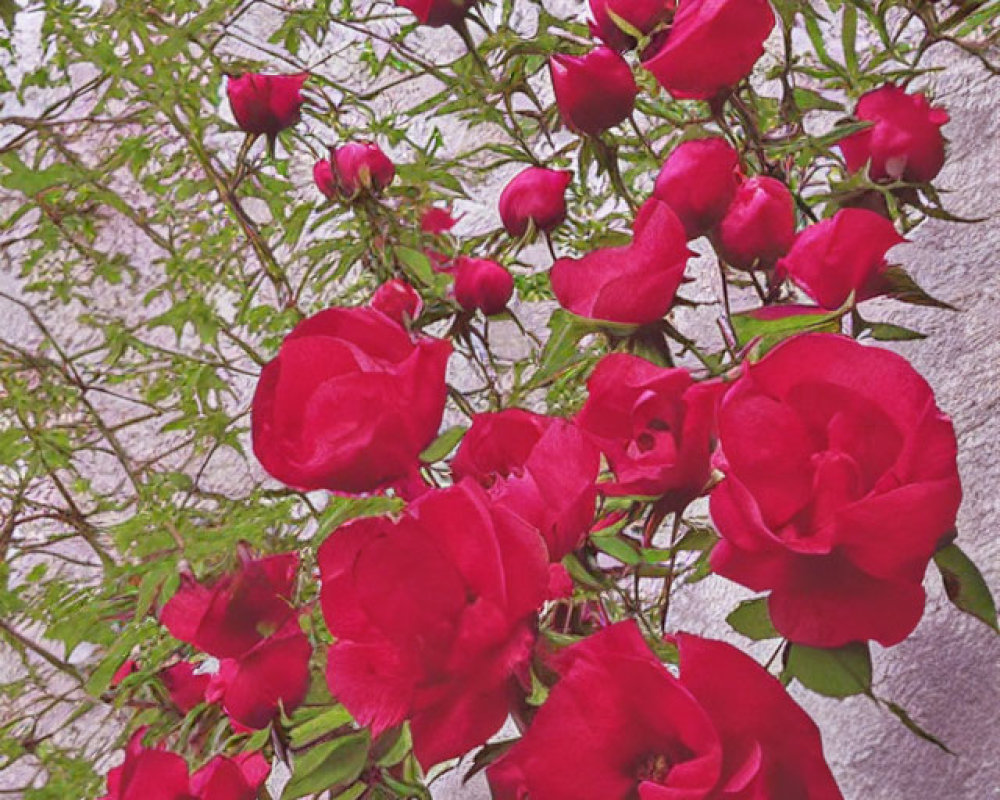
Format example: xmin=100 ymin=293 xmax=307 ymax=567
xmin=95 ymin=1 xmax=988 ymax=798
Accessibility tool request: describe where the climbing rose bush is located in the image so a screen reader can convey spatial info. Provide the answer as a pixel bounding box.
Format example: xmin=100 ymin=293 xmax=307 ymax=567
xmin=0 ymin=1 xmax=996 ymax=799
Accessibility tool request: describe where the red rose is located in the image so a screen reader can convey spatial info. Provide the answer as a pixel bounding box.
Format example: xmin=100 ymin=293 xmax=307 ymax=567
xmin=451 ymin=409 xmax=600 ymax=560
xmin=318 ymin=481 xmax=550 ymax=769
xmin=641 ymin=0 xmax=775 ymax=100
xmin=160 ymin=662 xmax=210 ymax=713
xmin=420 ymin=205 xmax=459 ymax=234
xmin=498 ymin=167 xmax=573 ymax=238
xmin=251 ymin=307 xmax=451 ymax=492
xmin=838 ymin=84 xmax=950 ymax=183
xmin=371 ymin=279 xmax=423 ymax=325
xmin=777 ymin=208 xmax=906 ymax=310
xmin=710 ymin=334 xmax=962 ymax=647
xmin=452 ymin=256 xmax=515 ymax=315
xmin=314 ymin=142 xmax=395 ymax=200
xmin=110 ymin=659 xmax=139 ymax=687
xmin=487 ymin=621 xmax=842 ymax=799
xmin=226 ymin=73 xmax=307 ymax=138
xmin=99 ymin=729 xmax=192 ymax=800
xmin=713 ymin=176 xmax=796 ymax=271
xmin=395 ymin=0 xmax=474 ymax=27
xmin=190 ymin=753 xmax=270 ymax=800
xmin=654 ymin=136 xmax=740 ymax=239
xmin=589 ymin=0 xmax=675 ymax=51
xmin=313 ymin=158 xmax=338 ymax=199
xmin=550 ymin=47 xmax=638 ymax=137
xmin=576 ymin=354 xmax=721 ymax=509
xmin=550 ymin=197 xmax=691 ymax=325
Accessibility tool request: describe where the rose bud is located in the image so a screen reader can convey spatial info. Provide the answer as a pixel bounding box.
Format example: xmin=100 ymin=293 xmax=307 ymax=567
xmin=451 ymin=409 xmax=600 ymax=560
xmin=713 ymin=175 xmax=796 ymax=271
xmin=589 ymin=0 xmax=676 ymax=51
xmin=710 ymin=333 xmax=961 ymax=648
xmin=420 ymin=205 xmax=459 ymax=234
xmin=190 ymin=753 xmax=270 ymax=800
xmin=550 ymin=47 xmax=638 ymax=137
xmin=251 ymin=307 xmax=451 ymax=493
xmin=777 ymin=208 xmax=906 ymax=310
xmin=452 ymin=256 xmax=515 ymax=315
xmin=641 ymin=0 xmax=775 ymax=99
xmin=653 ymin=136 xmax=740 ymax=239
xmin=319 ymin=481 xmax=550 ymax=769
xmin=839 ymin=84 xmax=949 ymax=183
xmin=159 ymin=662 xmax=210 ymax=713
xmin=487 ymin=622 xmax=842 ymax=799
xmin=498 ymin=167 xmax=573 ymax=238
xmin=371 ymin=278 xmax=423 ymax=325
xmin=313 ymin=158 xmax=338 ymax=199
xmin=330 ymin=141 xmax=395 ymax=198
xmin=98 ymin=729 xmax=192 ymax=800
xmin=226 ymin=73 xmax=307 ymax=138
xmin=394 ymin=0 xmax=475 ymax=27
xmin=550 ymin=196 xmax=691 ymax=325
xmin=577 ymin=354 xmax=722 ymax=509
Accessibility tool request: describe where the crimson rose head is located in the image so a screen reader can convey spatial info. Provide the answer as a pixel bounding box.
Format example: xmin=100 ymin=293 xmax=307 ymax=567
xmin=99 ymin=729 xmax=191 ymax=800
xmin=713 ymin=175 xmax=796 ymax=271
xmin=498 ymin=167 xmax=573 ymax=238
xmin=549 ymin=47 xmax=638 ymax=137
xmin=654 ymin=136 xmax=740 ymax=239
xmin=226 ymin=73 xmax=306 ymax=138
xmin=839 ymin=84 xmax=949 ymax=183
xmin=160 ymin=662 xmax=210 ymax=713
xmin=487 ymin=621 xmax=842 ymax=799
xmin=777 ymin=208 xmax=906 ymax=310
xmin=589 ymin=0 xmax=675 ymax=51
xmin=371 ymin=279 xmax=423 ymax=325
xmin=452 ymin=256 xmax=515 ymax=315
xmin=642 ymin=0 xmax=775 ymax=100
xmin=329 ymin=141 xmax=396 ymax=199
xmin=577 ymin=354 xmax=721 ymax=509
xmin=318 ymin=481 xmax=550 ymax=769
xmin=709 ymin=334 xmax=961 ymax=647
xmin=451 ymin=409 xmax=600 ymax=561
xmin=251 ymin=307 xmax=451 ymax=493
xmin=395 ymin=0 xmax=474 ymax=27
xmin=550 ymin=196 xmax=691 ymax=325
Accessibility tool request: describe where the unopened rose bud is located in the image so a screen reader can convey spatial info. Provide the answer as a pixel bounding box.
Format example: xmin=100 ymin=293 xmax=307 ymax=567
xmin=498 ymin=167 xmax=573 ymax=238
xmin=372 ymin=279 xmax=423 ymax=325
xmin=331 ymin=142 xmax=396 ymax=198
xmin=550 ymin=47 xmax=638 ymax=137
xmin=452 ymin=257 xmax=514 ymax=315
xmin=588 ymin=0 xmax=675 ymax=51
xmin=226 ymin=73 xmax=307 ymax=138
xmin=394 ymin=0 xmax=475 ymax=27
xmin=713 ymin=176 xmax=795 ymax=271
xmin=654 ymin=137 xmax=740 ymax=239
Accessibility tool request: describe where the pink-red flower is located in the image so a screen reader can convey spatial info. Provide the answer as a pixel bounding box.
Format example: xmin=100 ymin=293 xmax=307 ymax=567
xmin=550 ymin=47 xmax=638 ymax=137
xmin=713 ymin=176 xmax=796 ymax=271
xmin=371 ymin=279 xmax=423 ymax=325
xmin=452 ymin=257 xmax=515 ymax=315
xmin=641 ymin=0 xmax=775 ymax=100
xmin=451 ymin=409 xmax=600 ymax=561
xmin=710 ymin=334 xmax=962 ymax=647
xmin=251 ymin=307 xmax=451 ymax=493
xmin=487 ymin=621 xmax=842 ymax=799
xmin=226 ymin=73 xmax=307 ymax=138
xmin=160 ymin=662 xmax=210 ymax=713
xmin=498 ymin=167 xmax=573 ymax=238
xmin=318 ymin=481 xmax=550 ymax=769
xmin=777 ymin=208 xmax=906 ymax=310
xmin=314 ymin=142 xmax=395 ymax=200
xmin=839 ymin=84 xmax=949 ymax=183
xmin=550 ymin=197 xmax=691 ymax=325
xmin=654 ymin=136 xmax=740 ymax=239
xmin=589 ymin=0 xmax=675 ymax=51
xmin=577 ymin=354 xmax=721 ymax=508
xmin=420 ymin=206 xmax=459 ymax=234
xmin=394 ymin=0 xmax=474 ymax=27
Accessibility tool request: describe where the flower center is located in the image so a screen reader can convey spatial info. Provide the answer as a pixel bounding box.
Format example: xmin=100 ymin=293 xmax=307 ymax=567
xmin=635 ymin=752 xmax=672 ymax=784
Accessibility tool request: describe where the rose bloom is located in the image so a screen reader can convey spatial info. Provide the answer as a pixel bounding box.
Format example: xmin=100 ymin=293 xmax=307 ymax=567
xmin=642 ymin=0 xmax=775 ymax=100
xmin=550 ymin=197 xmax=691 ymax=325
xmin=371 ymin=278 xmax=422 ymax=325
xmin=252 ymin=307 xmax=451 ymax=493
xmin=839 ymin=84 xmax=949 ymax=183
xmin=394 ymin=0 xmax=474 ymax=27
xmin=713 ymin=176 xmax=796 ymax=271
xmin=589 ymin=0 xmax=675 ymax=51
xmin=226 ymin=73 xmax=306 ymax=138
xmin=314 ymin=142 xmax=395 ymax=200
xmin=160 ymin=661 xmax=210 ymax=713
xmin=498 ymin=167 xmax=573 ymax=238
xmin=487 ymin=621 xmax=842 ymax=799
xmin=451 ymin=409 xmax=600 ymax=560
xmin=550 ymin=47 xmax=638 ymax=136
xmin=577 ymin=354 xmax=721 ymax=509
xmin=319 ymin=481 xmax=550 ymax=769
xmin=710 ymin=334 xmax=962 ymax=647
xmin=654 ymin=136 xmax=740 ymax=239
xmin=777 ymin=208 xmax=906 ymax=310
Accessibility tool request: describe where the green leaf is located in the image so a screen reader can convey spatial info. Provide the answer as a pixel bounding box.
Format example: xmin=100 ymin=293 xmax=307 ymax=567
xmin=730 ymin=305 xmax=844 ymax=354
xmin=726 ymin=597 xmax=780 ymax=641
xmin=394 ymin=246 xmax=435 ymax=286
xmin=934 ymin=543 xmax=998 ymax=632
xmin=0 ymin=0 xmax=16 ymax=33
xmin=591 ymin=533 xmax=641 ymax=565
xmin=283 ymin=731 xmax=370 ymax=800
xmin=419 ymin=425 xmax=467 ymax=464
xmin=882 ymin=265 xmax=957 ymax=311
xmin=534 ymin=309 xmax=592 ymax=383
xmin=289 ymin=704 xmax=354 ymax=749
xmin=863 ymin=321 xmax=926 ymax=341
xmin=464 ymin=740 xmax=517 ymax=786
xmin=785 ymin=642 xmax=872 ymax=698
xmin=883 ymin=700 xmax=953 ymax=754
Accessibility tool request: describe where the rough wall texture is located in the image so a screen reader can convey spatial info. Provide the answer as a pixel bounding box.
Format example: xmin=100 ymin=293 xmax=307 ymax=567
xmin=1 ymin=4 xmax=998 ymax=799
